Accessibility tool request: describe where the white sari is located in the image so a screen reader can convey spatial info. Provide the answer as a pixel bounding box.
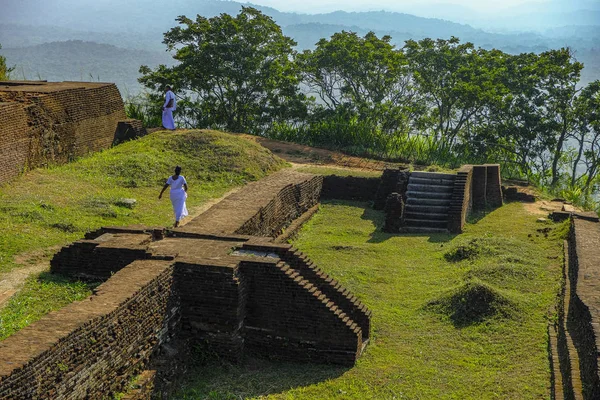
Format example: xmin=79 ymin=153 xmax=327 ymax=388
xmin=162 ymin=90 xmax=176 ymax=130
xmin=167 ymin=175 xmax=188 ymax=222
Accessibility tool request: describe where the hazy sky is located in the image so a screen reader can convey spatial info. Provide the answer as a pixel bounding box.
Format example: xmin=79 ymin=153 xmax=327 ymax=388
xmin=244 ymin=0 xmax=547 ymax=13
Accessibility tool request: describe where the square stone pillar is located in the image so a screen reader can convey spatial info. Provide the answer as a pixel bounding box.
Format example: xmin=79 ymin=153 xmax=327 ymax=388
xmin=472 ymin=165 xmax=487 ymax=210
xmin=484 ymin=164 xmax=503 ymax=208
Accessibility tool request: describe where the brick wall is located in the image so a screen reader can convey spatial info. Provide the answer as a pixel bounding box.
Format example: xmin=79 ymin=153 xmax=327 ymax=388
xmin=0 ymin=81 xmax=128 ymax=184
xmin=0 ymin=102 xmax=30 ymax=183
xmin=471 ymin=164 xmax=503 ymax=211
xmin=0 ymin=260 xmax=178 ymax=400
xmin=485 ymin=164 xmax=503 ymax=208
xmin=182 ymin=171 xmax=323 ymax=237
xmin=235 ymin=174 xmax=323 ymax=237
xmin=174 ymin=261 xmax=246 ymax=361
xmin=565 ymin=218 xmax=600 ymax=397
xmin=373 ymin=169 xmax=409 ymax=210
xmin=471 ymin=165 xmax=487 ymax=211
xmin=240 ymin=260 xmax=363 ymax=366
xmin=241 ymin=242 xmax=371 ymax=342
xmin=5 ymin=167 xmax=372 ymax=397
xmin=448 ymin=165 xmax=473 ymax=233
xmin=50 ymin=233 xmax=153 ymax=280
xmin=320 ymin=175 xmax=381 ymax=201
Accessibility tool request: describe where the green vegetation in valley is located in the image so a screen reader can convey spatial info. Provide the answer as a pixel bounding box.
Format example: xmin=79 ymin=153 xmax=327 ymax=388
xmin=174 ymin=200 xmax=566 ymax=399
xmin=0 ymin=129 xmax=286 ymax=274
xmin=0 ymin=43 xmax=13 ymax=80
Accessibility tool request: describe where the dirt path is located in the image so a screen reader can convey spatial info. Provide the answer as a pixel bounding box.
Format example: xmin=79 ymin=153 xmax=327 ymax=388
xmin=0 ymin=250 xmax=56 ymax=308
xmin=238 ymin=134 xmax=392 ymax=171
xmin=522 ymin=199 xmax=572 ymax=216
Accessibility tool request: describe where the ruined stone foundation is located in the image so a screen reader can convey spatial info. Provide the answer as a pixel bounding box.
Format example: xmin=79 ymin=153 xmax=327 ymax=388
xmin=0 ymin=80 xmax=136 ymax=184
xmin=0 ymin=170 xmax=371 ymax=399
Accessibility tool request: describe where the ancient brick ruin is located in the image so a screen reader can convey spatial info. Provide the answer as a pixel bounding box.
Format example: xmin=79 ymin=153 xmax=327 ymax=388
xmin=376 ymin=164 xmax=502 ymax=234
xmin=0 ymin=170 xmax=372 ymax=399
xmin=9 ymin=150 xmax=595 ymax=398
xmin=550 ymin=212 xmax=600 ymax=398
xmin=0 ymin=80 xmax=145 ymax=184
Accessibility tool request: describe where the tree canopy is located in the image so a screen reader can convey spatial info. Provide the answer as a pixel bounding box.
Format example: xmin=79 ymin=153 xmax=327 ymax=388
xmin=139 ymin=8 xmax=600 ymax=207
xmin=139 ymin=7 xmax=307 ymax=134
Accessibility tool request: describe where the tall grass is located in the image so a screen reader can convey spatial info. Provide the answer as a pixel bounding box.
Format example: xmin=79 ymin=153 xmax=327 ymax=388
xmin=124 ymin=94 xmax=162 ymax=128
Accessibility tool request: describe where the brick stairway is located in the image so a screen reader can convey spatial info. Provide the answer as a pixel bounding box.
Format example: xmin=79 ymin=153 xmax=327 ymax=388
xmin=403 ymin=171 xmax=456 ymax=233
xmin=240 ymin=243 xmax=372 ymax=347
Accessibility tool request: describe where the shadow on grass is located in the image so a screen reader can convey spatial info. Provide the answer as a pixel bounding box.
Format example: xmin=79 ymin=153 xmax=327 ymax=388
xmin=360 ymin=207 xmax=457 ymax=244
xmin=36 ymin=271 xmax=101 ymax=288
xmin=173 ymin=356 xmax=348 ymax=399
xmin=467 ymin=209 xmax=492 ymax=224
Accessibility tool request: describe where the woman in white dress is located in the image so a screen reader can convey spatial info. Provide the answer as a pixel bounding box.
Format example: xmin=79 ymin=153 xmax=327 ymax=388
xmin=158 ymin=166 xmax=188 ymax=227
xmin=162 ymin=85 xmax=176 ymax=130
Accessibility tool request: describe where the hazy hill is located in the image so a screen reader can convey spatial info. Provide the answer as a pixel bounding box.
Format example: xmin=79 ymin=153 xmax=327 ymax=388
xmin=0 ymin=24 xmax=164 ymax=51
xmin=1 ymin=0 xmax=598 ymax=94
xmin=0 ymin=40 xmax=173 ymax=95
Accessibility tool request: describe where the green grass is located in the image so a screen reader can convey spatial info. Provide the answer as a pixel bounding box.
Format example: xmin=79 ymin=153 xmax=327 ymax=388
xmin=175 ymin=201 xmax=566 ymax=399
xmin=0 ymin=273 xmax=95 ymax=340
xmin=0 ymin=129 xmax=286 ymax=273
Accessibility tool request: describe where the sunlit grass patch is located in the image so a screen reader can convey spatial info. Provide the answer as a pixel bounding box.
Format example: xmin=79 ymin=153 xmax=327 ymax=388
xmin=175 ymin=201 xmax=565 ymax=399
xmin=0 ymin=273 xmax=96 ymax=340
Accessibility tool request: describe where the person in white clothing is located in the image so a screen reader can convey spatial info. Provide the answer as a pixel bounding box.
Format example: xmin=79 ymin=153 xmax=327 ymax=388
xmin=162 ymin=85 xmax=177 ymax=130
xmin=158 ymin=166 xmax=188 ymax=227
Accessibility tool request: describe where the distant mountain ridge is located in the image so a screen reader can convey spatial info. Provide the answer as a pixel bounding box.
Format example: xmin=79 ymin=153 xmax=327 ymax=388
xmin=0 ymin=0 xmax=598 ymax=94
xmin=0 ymin=40 xmax=173 ymax=94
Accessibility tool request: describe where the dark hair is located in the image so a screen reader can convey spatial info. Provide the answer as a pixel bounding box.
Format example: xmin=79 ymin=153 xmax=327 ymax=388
xmin=174 ymin=166 xmax=181 ymax=175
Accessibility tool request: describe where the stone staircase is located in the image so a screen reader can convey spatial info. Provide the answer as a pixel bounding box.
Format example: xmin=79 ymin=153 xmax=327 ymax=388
xmin=403 ymin=171 xmax=456 ymax=233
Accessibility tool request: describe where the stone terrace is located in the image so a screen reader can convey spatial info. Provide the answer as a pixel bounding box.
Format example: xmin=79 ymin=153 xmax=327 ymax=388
xmin=0 ymin=170 xmax=372 ymax=399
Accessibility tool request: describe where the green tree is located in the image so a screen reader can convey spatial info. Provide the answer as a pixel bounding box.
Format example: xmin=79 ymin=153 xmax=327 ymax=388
xmin=570 ymin=80 xmax=600 ymax=196
xmin=297 ymin=31 xmax=416 ymax=132
xmin=468 ymin=51 xmax=552 ymax=177
xmin=139 ymin=7 xmax=307 ymax=133
xmin=0 ymin=44 xmax=14 ymax=80
xmin=403 ymin=37 xmax=501 ymax=145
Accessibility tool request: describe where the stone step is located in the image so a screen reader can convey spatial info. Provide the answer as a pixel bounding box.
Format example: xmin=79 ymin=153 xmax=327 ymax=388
xmin=404 ymin=204 xmax=449 ymax=213
xmin=403 ymin=218 xmax=448 ymax=229
xmin=409 ymin=177 xmax=456 ymax=186
xmin=406 ymin=190 xmax=453 ymax=200
xmin=411 ymin=171 xmax=457 ymax=180
xmin=405 ymin=197 xmax=452 ymax=206
xmin=407 ymin=183 xmax=454 ymax=194
xmin=401 ymin=226 xmax=449 ymax=234
xmin=404 ymin=212 xmax=448 ymax=221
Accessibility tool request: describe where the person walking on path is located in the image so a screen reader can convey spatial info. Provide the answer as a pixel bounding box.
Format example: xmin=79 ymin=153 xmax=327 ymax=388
xmin=162 ymin=85 xmax=177 ymax=130
xmin=159 ymin=166 xmax=188 ymax=227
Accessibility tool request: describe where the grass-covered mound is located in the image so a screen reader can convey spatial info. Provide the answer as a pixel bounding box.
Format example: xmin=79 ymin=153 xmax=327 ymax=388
xmin=425 ymin=279 xmax=519 ymax=327
xmin=0 ymin=129 xmax=286 ymax=273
